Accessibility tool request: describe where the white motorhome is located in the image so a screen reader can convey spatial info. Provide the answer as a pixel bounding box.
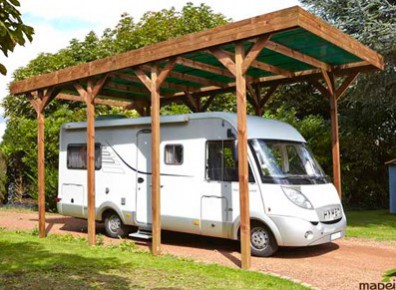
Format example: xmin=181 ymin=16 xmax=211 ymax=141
xmin=57 ymin=112 xmax=346 ymax=257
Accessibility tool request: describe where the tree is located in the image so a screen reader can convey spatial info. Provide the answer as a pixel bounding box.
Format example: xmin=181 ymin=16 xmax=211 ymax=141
xmin=1 ymin=3 xmax=230 ymax=211
xmin=0 ymin=0 xmax=34 ymax=75
xmin=295 ymin=0 xmax=396 ymax=208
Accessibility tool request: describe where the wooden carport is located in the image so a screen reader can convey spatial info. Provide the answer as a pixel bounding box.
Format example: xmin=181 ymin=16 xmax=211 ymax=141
xmin=10 ymin=6 xmax=383 ymax=269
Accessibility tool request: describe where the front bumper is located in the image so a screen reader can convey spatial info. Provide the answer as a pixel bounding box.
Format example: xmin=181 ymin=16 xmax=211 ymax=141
xmin=270 ymin=214 xmax=346 ymax=247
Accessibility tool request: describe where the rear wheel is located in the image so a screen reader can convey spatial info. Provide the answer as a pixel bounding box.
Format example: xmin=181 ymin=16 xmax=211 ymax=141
xmin=250 ymin=222 xmax=278 ymax=257
xmin=104 ymin=211 xmax=128 ymax=238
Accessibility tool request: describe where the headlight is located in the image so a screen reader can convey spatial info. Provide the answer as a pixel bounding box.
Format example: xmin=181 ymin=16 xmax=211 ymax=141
xmin=282 ymin=187 xmax=313 ymax=209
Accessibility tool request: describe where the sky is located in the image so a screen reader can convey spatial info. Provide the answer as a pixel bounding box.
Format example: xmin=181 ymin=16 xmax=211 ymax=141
xmin=0 ymin=0 xmax=300 ymax=141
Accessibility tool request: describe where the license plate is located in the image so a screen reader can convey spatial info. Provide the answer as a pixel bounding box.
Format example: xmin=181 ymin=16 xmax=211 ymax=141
xmin=323 ymin=207 xmax=342 ymax=221
xmin=330 ymin=231 xmax=342 ymax=241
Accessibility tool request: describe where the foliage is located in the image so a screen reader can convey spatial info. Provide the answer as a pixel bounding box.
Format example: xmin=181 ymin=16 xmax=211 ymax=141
xmin=288 ymin=0 xmax=396 ymax=208
xmin=0 ymin=0 xmax=34 ymax=75
xmin=346 ymin=210 xmax=396 ymax=241
xmin=0 ymin=230 xmax=308 ymax=289
xmin=1 ymin=3 xmax=229 ymax=211
xmin=0 ymin=151 xmax=6 ymax=203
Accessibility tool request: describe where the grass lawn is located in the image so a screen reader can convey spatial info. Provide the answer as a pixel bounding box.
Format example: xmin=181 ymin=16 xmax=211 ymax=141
xmin=346 ymin=210 xmax=396 ymax=241
xmin=0 ymin=229 xmax=308 ymax=290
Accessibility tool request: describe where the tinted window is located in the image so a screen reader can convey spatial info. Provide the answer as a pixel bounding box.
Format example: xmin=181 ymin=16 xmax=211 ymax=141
xmin=164 ymin=144 xmax=183 ymax=165
xmin=67 ymin=143 xmax=102 ymax=170
xmin=207 ymin=140 xmax=254 ymax=182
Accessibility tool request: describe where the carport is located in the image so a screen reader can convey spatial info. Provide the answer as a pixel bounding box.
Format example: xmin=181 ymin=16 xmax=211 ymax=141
xmin=9 ymin=6 xmax=383 ymax=269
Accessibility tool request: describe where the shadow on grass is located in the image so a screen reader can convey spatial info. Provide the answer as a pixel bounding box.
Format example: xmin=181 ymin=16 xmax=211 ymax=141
xmin=0 ymin=240 xmax=131 ymax=290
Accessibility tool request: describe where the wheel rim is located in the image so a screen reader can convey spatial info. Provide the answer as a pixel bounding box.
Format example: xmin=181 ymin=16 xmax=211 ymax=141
xmin=251 ymin=227 xmax=270 ymax=251
xmin=108 ymin=214 xmax=121 ymax=233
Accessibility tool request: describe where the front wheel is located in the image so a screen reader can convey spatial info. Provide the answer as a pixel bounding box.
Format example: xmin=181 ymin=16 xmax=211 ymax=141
xmin=104 ymin=211 xmax=128 ymax=238
xmin=250 ymin=222 xmax=278 ymax=257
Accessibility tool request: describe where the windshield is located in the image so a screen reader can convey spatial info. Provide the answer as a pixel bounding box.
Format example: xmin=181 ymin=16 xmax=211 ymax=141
xmin=250 ymin=139 xmax=328 ymax=185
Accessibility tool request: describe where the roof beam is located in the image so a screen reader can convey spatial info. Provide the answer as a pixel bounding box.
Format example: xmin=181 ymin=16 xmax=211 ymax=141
xmin=176 ymin=57 xmax=234 ymax=78
xmin=215 ymin=48 xmax=294 ymax=78
xmin=57 ymin=93 xmax=132 ymax=107
xmin=265 ymin=40 xmax=331 ymax=71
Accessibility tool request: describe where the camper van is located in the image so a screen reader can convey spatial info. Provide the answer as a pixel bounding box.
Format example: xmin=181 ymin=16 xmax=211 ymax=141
xmin=57 ymin=112 xmax=346 ymax=257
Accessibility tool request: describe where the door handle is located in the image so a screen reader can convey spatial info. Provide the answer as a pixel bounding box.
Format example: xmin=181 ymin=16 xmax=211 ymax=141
xmin=137 ymin=177 xmax=144 ymax=184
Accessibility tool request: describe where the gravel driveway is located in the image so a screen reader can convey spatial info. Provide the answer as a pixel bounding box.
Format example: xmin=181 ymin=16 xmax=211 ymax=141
xmin=1 ymin=210 xmax=395 ymax=290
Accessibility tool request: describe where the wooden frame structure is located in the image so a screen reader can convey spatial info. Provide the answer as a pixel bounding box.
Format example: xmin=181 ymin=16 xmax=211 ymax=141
xmin=10 ymin=6 xmax=383 ymax=269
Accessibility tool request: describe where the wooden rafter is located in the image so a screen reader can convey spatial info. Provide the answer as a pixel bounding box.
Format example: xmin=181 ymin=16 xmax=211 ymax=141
xmin=265 ymin=40 xmax=331 ymax=71
xmin=213 ymin=48 xmax=294 ymax=78
xmin=176 ymin=57 xmax=234 ymax=78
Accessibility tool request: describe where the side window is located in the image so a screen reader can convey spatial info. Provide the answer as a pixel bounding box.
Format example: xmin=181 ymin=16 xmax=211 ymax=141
xmin=67 ymin=143 xmax=102 ymax=170
xmin=164 ymin=144 xmax=183 ymax=165
xmin=206 ymin=141 xmax=254 ymax=182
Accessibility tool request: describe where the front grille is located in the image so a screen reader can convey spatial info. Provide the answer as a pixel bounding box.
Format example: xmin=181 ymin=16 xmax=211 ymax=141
xmin=321 ymin=217 xmax=342 ymax=224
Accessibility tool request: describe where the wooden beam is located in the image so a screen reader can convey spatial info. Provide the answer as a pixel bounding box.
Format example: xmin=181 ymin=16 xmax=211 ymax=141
xmin=92 ymin=74 xmax=110 ymax=97
xmin=156 ymin=59 xmax=176 ymax=89
xmin=266 ymin=40 xmax=331 ymax=71
xmin=151 ymin=64 xmax=161 ymax=255
xmin=235 ymin=42 xmax=251 ymax=270
xmin=185 ymin=92 xmax=201 ymax=112
xmin=209 ymin=48 xmax=237 ymax=77
xmin=310 ymin=80 xmax=330 ymax=98
xmin=176 ymin=57 xmax=234 ymax=78
xmin=57 ymin=93 xmax=132 ymax=107
xmin=26 ymin=88 xmax=60 ymax=239
xmin=215 ymin=48 xmax=294 ymax=78
xmin=106 ymin=81 xmax=148 ymax=95
xmin=134 ymin=68 xmax=152 ymax=90
xmin=140 ymin=65 xmax=226 ymax=88
xmin=35 ymin=90 xmax=46 ymax=239
xmin=259 ymin=84 xmax=279 ymax=108
xmin=321 ymin=69 xmax=335 ymax=95
xmin=335 ymin=72 xmax=360 ymax=100
xmin=85 ymin=81 xmax=96 ymax=246
xmin=328 ymin=73 xmax=342 ymax=198
xmin=297 ymin=7 xmax=384 ymax=70
xmin=201 ymin=95 xmax=215 ymax=112
xmin=242 ymin=35 xmax=271 ymax=74
xmin=10 ymin=6 xmax=384 ymax=96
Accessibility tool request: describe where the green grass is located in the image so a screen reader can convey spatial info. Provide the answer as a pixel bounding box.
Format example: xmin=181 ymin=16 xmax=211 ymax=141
xmin=346 ymin=210 xmax=396 ymax=241
xmin=0 ymin=229 xmax=308 ymax=290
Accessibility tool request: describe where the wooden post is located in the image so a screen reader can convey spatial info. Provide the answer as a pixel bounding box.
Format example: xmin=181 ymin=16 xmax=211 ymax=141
xmin=134 ymin=61 xmax=175 ymax=256
xmin=235 ymin=42 xmax=251 ymax=269
xmin=151 ymin=64 xmax=161 ymax=255
xmin=37 ymin=92 xmax=46 ymax=238
xmin=329 ymin=76 xmax=342 ymax=198
xmin=86 ymin=80 xmax=96 ymax=246
xmin=74 ymin=75 xmax=108 ymax=246
xmin=27 ymin=88 xmax=60 ymax=238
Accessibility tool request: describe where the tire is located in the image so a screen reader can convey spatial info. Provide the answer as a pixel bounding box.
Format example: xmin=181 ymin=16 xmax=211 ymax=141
xmin=250 ymin=222 xmax=278 ymax=257
xmin=104 ymin=211 xmax=128 ymax=238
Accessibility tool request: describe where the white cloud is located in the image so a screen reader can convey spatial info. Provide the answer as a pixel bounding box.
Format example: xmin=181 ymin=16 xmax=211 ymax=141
xmin=0 ymin=0 xmax=300 ymax=140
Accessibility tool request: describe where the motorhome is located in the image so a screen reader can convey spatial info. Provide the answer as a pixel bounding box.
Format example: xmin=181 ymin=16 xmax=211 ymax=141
xmin=57 ymin=112 xmax=346 ymax=257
